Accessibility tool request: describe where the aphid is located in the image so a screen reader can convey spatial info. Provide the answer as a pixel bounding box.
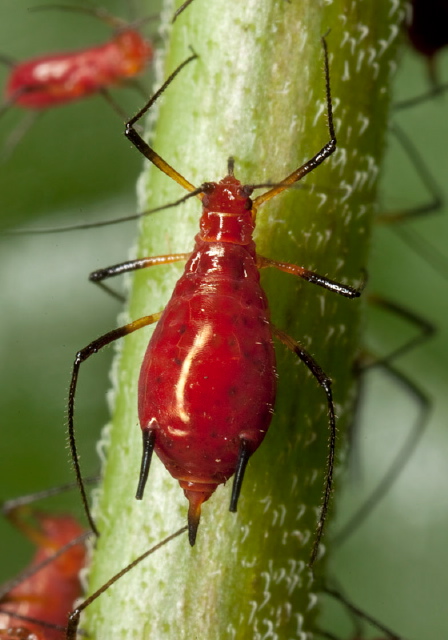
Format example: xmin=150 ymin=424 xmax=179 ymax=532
xmin=0 ymin=504 xmax=87 ymax=640
xmin=67 ymin=40 xmax=361 ymax=567
xmin=0 ymin=5 xmax=153 ymax=152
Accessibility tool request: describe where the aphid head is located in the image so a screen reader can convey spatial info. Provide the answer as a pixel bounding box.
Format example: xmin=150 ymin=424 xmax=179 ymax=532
xmin=116 ymin=30 xmax=153 ymax=75
xmin=202 ymin=175 xmax=254 ymax=214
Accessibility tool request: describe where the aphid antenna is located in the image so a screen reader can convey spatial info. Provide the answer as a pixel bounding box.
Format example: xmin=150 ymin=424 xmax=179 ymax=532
xmin=29 ymin=4 xmax=128 ymax=30
xmin=0 ymin=530 xmax=91 ymax=600
xmin=5 ymin=179 xmax=342 ymax=236
xmin=6 ymin=185 xmax=206 ymax=235
xmin=30 ymin=3 xmax=159 ymax=34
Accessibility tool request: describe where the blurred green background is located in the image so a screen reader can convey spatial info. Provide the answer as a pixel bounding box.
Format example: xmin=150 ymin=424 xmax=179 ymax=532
xmin=0 ymin=2 xmax=447 ymax=639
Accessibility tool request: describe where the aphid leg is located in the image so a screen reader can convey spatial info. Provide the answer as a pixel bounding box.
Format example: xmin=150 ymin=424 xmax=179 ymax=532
xmin=1 ymin=478 xmax=97 ymax=516
xmin=125 ymin=53 xmax=199 ymax=193
xmin=0 ymin=529 xmax=90 ymax=603
xmin=333 ymin=295 xmax=433 ymax=545
xmin=0 ymin=53 xmax=16 ymax=68
xmin=377 ymin=122 xmax=448 ymax=280
xmin=322 ymin=586 xmax=406 ymax=639
xmin=135 ymin=429 xmax=156 ymax=499
xmin=314 ymin=630 xmax=339 ymax=640
xmin=377 ymin=122 xmax=442 ymax=224
xmin=89 ymin=253 xmax=190 ymax=303
xmin=89 ymin=253 xmax=191 ymax=282
xmin=1 ymin=111 xmax=41 ymax=162
xmin=257 ymin=256 xmax=361 ymax=299
xmin=366 ymin=294 xmax=434 ymax=363
xmin=65 ymin=526 xmax=188 ymax=640
xmin=68 ymin=314 xmax=162 ymax=536
xmin=172 ymin=0 xmax=195 ymax=23
xmin=394 ymin=81 xmax=448 ymax=110
xmin=271 ymin=326 xmax=336 ymax=567
xmin=127 ymin=78 xmax=153 ymax=101
xmin=99 ymin=88 xmax=132 ymax=121
xmin=229 ymin=438 xmax=251 ymax=512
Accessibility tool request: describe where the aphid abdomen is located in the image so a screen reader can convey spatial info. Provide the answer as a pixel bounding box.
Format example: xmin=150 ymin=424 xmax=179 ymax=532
xmin=7 ymin=31 xmax=152 ymax=109
xmin=138 ymin=239 xmax=276 ymax=497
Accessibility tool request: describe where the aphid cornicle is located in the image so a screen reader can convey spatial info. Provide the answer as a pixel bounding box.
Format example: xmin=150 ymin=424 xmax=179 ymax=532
xmin=68 ymin=38 xmax=361 ymax=565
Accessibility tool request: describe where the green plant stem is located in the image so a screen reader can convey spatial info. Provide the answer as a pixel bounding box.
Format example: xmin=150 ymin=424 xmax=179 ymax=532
xmin=82 ymin=0 xmax=404 ymax=637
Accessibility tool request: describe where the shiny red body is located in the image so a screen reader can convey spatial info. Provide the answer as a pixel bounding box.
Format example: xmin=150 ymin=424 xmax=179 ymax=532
xmin=0 ymin=514 xmax=85 ymax=640
xmin=138 ymin=175 xmax=277 ymax=511
xmin=6 ymin=30 xmax=152 ymax=109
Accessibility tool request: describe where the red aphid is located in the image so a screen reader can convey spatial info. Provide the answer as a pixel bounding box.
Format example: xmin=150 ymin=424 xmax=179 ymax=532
xmin=137 ymin=174 xmax=276 ymax=533
xmin=0 ymin=512 xmax=86 ymax=640
xmin=5 ymin=27 xmax=152 ymax=110
xmin=69 ymin=43 xmax=360 ymax=565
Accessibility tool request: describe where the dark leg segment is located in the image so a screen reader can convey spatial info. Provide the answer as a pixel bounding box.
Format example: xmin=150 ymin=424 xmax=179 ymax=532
xmin=1 ymin=477 xmax=98 ymax=515
xmin=377 ymin=122 xmax=442 ymax=224
xmin=258 ymin=255 xmax=362 ymax=298
xmin=322 ymin=587 xmax=405 ymax=639
xmin=229 ymin=438 xmax=251 ymax=512
xmin=68 ymin=314 xmax=161 ymax=537
xmin=89 ymin=253 xmax=191 ymax=283
xmin=90 ymin=254 xmax=190 ymax=303
xmin=365 ymin=294 xmax=434 ymax=366
xmin=272 ymin=326 xmax=336 ymax=567
xmin=135 ymin=429 xmax=156 ymax=500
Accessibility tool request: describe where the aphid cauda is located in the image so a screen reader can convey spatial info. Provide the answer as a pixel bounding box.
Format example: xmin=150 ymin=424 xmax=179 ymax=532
xmin=0 ymin=505 xmax=87 ymax=640
xmin=67 ymin=39 xmax=361 ymax=568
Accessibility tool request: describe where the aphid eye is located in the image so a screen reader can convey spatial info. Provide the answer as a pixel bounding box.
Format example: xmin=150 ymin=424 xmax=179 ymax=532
xmin=201 ymin=182 xmax=216 ymax=195
xmin=240 ymin=185 xmax=254 ymax=198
